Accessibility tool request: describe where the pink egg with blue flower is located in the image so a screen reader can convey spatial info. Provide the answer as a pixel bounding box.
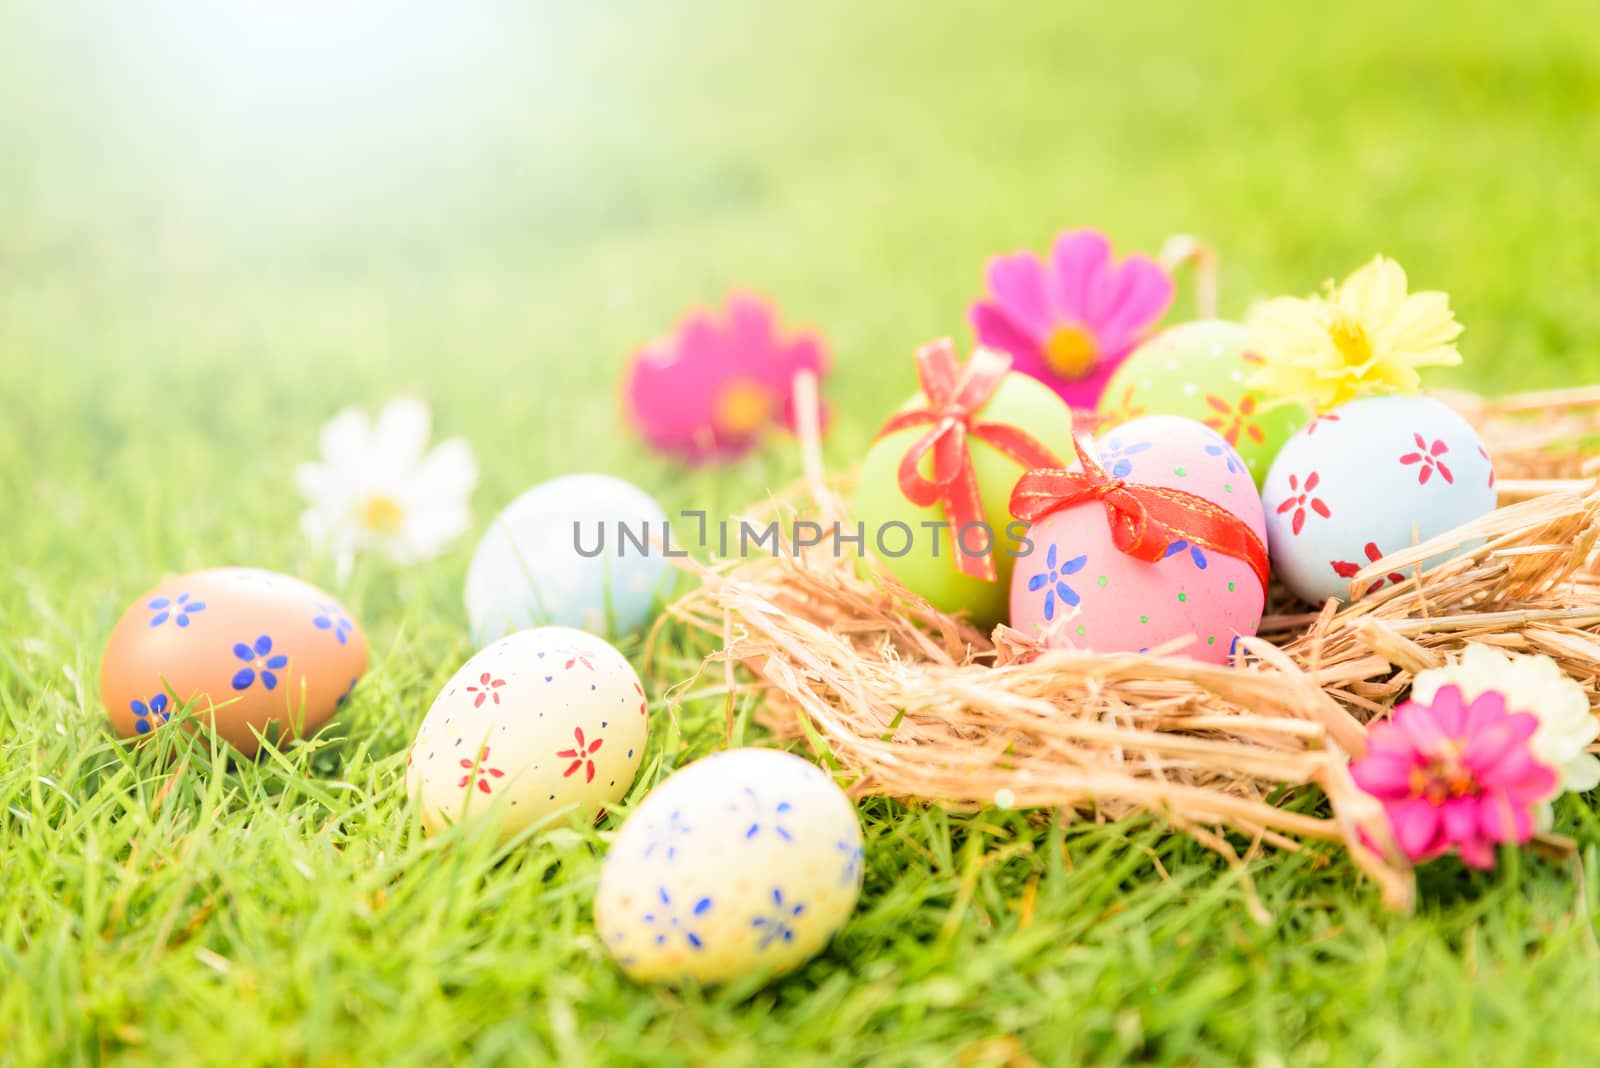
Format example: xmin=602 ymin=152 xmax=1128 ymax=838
xmin=1007 ymin=415 xmax=1268 ymax=664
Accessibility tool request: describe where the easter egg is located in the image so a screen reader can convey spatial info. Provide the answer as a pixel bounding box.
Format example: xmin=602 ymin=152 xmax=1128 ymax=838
xmin=1098 ymin=320 xmax=1308 ymax=489
xmin=1262 ymin=394 xmax=1497 ymax=604
xmin=465 ymin=474 xmax=671 ymax=647
xmin=1008 ymin=415 xmax=1267 ymax=664
xmin=595 ymin=748 xmax=863 ymax=986
xmin=99 ymin=568 xmax=369 ymax=755
xmin=854 ymin=372 xmax=1077 ymax=629
xmin=407 ymin=626 xmax=649 ymax=840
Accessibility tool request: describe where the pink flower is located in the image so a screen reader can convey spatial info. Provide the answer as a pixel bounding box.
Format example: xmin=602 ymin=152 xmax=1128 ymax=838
xmin=1350 ymin=685 xmax=1556 ymax=870
xmin=623 ymin=292 xmax=829 ymax=464
xmin=968 ymin=229 xmax=1174 ymax=409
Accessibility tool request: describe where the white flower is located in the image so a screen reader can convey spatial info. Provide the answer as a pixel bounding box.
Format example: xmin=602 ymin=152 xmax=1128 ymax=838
xmin=296 ymin=397 xmax=478 ymax=575
xmin=1412 ymin=643 xmax=1600 ymax=803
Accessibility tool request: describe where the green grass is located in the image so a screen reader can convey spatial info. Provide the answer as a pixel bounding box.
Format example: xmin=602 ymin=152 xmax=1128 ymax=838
xmin=4 ymin=0 xmax=1600 ymax=1063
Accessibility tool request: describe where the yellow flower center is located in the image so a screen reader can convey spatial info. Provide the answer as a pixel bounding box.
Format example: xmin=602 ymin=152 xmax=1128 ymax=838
xmin=1328 ymin=310 xmax=1375 ymax=368
xmin=714 ymin=378 xmax=775 ymax=434
xmin=360 ymin=495 xmax=405 ymax=535
xmin=1042 ymin=325 xmax=1099 ymax=379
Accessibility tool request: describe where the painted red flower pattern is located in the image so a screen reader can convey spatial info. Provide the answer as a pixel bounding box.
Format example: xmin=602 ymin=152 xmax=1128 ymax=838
xmin=1203 ymin=393 xmax=1267 ymax=448
xmin=1331 ymin=541 xmax=1406 ymax=595
xmin=558 ymin=727 xmax=604 ymax=782
xmin=1399 ymin=433 xmax=1453 ymax=485
xmin=1478 ymin=445 xmax=1496 ymax=488
xmin=467 ymin=672 xmax=506 ymax=709
xmin=1276 ymin=471 xmax=1331 ymax=535
xmin=458 ymin=746 xmax=506 ymax=794
xmin=1303 ymin=412 xmax=1342 ymax=435
xmin=564 ymin=653 xmax=595 ymax=672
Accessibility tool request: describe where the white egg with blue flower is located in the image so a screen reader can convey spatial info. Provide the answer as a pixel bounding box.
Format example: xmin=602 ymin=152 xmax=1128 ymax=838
xmin=595 ymin=748 xmax=864 ymax=986
xmin=465 ymin=474 xmax=672 ymax=646
xmin=1262 ymin=394 xmax=1497 ymax=604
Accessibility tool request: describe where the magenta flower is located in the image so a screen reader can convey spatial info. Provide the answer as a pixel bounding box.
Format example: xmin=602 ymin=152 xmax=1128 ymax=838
xmin=623 ymin=292 xmax=829 ymax=464
xmin=1350 ymin=685 xmax=1556 ymax=870
xmin=968 ymin=229 xmax=1174 ymax=410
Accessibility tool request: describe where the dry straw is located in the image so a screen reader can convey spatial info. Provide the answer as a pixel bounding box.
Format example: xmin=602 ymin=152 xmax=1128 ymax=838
xmin=657 ymin=253 xmax=1600 ymax=915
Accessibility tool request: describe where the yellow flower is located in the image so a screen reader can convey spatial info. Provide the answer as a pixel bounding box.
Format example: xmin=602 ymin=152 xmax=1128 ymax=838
xmin=1247 ymin=255 xmax=1463 ymax=412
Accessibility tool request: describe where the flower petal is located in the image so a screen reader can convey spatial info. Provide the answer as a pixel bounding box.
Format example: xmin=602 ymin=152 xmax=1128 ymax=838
xmin=1091 ymin=256 xmax=1175 ymax=358
xmin=1390 ymin=798 xmax=1444 ymax=860
xmin=1350 ymin=751 xmax=1414 ymax=798
xmin=372 ymin=397 xmax=433 ymax=474
xmin=1048 ymin=230 xmax=1113 ymax=321
xmin=1455 ymin=834 xmax=1496 ymax=870
xmin=985 ymin=251 xmax=1055 ymax=338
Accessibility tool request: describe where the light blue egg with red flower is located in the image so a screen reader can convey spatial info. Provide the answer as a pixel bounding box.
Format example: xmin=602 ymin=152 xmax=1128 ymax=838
xmin=1008 ymin=415 xmax=1267 ymax=664
xmin=465 ymin=475 xmax=671 ymax=647
xmin=1262 ymin=394 xmax=1496 ymax=604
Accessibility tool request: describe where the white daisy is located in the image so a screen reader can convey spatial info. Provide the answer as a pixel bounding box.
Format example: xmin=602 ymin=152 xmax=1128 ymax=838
xmin=296 ymin=397 xmax=478 ymax=577
xmin=1412 ymin=643 xmax=1600 ymax=805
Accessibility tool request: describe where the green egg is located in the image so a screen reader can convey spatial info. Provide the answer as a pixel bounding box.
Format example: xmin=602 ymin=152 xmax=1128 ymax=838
xmin=1097 ymin=320 xmax=1308 ymax=489
xmin=853 ymin=373 xmax=1078 ymax=629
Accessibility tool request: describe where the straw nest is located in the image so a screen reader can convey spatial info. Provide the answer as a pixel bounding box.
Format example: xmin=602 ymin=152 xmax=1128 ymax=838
xmin=659 ymin=385 xmax=1600 ymax=915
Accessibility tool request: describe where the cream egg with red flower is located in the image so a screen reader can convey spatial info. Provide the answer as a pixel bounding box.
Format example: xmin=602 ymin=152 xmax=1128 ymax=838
xmin=407 ymin=627 xmax=649 ymax=842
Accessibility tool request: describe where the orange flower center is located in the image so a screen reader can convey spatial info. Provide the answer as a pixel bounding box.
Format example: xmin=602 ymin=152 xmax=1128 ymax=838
xmin=714 ymin=378 xmax=775 ymax=434
xmin=1328 ymin=310 xmax=1375 ymax=368
xmin=360 ymin=495 xmax=405 ymax=535
xmin=1042 ymin=324 xmax=1099 ymax=379
xmin=1410 ymin=753 xmax=1477 ymax=805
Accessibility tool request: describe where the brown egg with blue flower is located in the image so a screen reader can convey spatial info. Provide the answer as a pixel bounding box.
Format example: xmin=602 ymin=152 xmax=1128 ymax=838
xmin=99 ymin=568 xmax=368 ymax=755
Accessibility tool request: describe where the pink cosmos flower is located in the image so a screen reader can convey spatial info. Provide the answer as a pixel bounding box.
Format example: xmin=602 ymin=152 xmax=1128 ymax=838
xmin=968 ymin=229 xmax=1174 ymax=410
xmin=1350 ymin=685 xmax=1556 ymax=870
xmin=623 ymin=292 xmax=829 ymax=464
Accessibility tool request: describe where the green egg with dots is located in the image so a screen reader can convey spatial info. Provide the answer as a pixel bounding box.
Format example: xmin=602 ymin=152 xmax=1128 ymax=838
xmin=854 ymin=369 xmax=1079 ymax=630
xmin=1097 ymin=320 xmax=1309 ymax=489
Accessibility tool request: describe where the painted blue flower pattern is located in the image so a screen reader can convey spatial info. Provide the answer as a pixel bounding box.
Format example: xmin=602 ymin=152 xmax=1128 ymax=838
xmin=643 ymin=888 xmax=712 ymax=949
xmin=312 ymin=603 xmax=354 ymax=645
xmin=1203 ymin=442 xmax=1246 ymax=475
xmin=231 ymin=635 xmax=288 ymax=691
xmin=836 ymin=839 xmax=864 ymax=886
xmin=130 ymin=693 xmax=170 ymax=734
xmin=1097 ymin=437 xmax=1153 ymax=479
xmin=148 ymin=593 xmax=206 ymax=628
xmin=1163 ymin=539 xmax=1208 ymax=569
xmin=643 ymin=809 xmax=693 ymax=861
xmin=335 ymin=677 xmax=359 ymax=708
xmin=1026 ymin=544 xmax=1087 ymax=622
xmin=741 ymin=788 xmax=794 ymax=841
xmin=751 ymin=888 xmax=805 ymax=949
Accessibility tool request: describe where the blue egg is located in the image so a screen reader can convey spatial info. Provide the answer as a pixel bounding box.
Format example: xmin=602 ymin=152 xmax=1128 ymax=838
xmin=465 ymin=474 xmax=671 ymax=646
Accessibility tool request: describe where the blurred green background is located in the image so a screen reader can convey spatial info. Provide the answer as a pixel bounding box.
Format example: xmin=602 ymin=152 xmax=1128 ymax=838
xmin=5 ymin=2 xmax=1600 ymax=1064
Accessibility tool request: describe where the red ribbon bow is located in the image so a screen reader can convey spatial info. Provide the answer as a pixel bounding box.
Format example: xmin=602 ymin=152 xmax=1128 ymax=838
xmin=875 ymin=339 xmax=1064 ymax=581
xmin=1009 ymin=436 xmax=1271 ymax=593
